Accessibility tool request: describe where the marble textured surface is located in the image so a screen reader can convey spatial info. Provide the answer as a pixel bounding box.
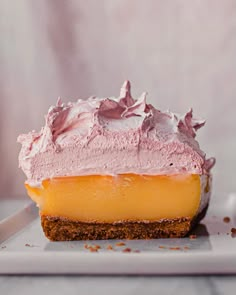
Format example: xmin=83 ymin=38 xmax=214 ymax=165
xmin=0 ymin=275 xmax=236 ymax=295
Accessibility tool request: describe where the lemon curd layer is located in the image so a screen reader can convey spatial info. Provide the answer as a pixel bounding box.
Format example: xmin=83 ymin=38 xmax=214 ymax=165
xmin=25 ymin=174 xmax=205 ymax=223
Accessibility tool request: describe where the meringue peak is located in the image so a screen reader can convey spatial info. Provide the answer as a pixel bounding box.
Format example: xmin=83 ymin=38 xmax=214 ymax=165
xmin=18 ymin=81 xmax=215 ymax=185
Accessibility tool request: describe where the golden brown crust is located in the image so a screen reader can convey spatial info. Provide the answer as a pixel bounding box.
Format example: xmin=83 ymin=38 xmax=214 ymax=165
xmin=41 ymin=216 xmax=190 ymax=241
xmin=40 ymin=205 xmax=208 ymax=241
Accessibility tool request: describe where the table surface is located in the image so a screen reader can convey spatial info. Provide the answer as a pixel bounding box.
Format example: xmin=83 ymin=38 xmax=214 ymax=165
xmin=0 ymin=275 xmax=236 ymax=295
xmin=0 ymin=200 xmax=236 ymax=294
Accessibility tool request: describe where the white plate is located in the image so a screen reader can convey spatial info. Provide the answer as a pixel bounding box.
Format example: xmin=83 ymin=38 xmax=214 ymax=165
xmin=0 ymin=193 xmax=236 ymax=274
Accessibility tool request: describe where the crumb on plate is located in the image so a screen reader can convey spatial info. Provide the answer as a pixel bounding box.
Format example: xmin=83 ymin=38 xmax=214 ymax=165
xmin=116 ymin=242 xmax=126 ymax=247
xmin=223 ymin=217 xmax=231 ymax=223
xmin=122 ymin=248 xmax=131 ymax=253
xmin=169 ymin=247 xmax=181 ymax=250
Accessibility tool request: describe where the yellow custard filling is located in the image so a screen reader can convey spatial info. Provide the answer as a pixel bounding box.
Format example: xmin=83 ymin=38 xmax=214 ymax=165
xmin=25 ymin=174 xmax=203 ymax=223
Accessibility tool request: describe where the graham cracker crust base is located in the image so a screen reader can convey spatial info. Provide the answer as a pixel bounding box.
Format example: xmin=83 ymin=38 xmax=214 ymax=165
xmin=41 ymin=206 xmax=208 ymax=241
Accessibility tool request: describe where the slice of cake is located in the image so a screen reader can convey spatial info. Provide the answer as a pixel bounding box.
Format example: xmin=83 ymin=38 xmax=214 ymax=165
xmin=18 ymin=81 xmax=215 ymax=241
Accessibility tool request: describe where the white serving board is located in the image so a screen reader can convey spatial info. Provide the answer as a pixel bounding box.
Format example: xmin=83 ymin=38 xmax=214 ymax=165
xmin=0 ymin=193 xmax=236 ymax=275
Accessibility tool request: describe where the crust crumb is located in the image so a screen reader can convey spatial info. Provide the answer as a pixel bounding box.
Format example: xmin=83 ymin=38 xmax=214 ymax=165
xmin=231 ymin=228 xmax=236 ymax=237
xmin=122 ymin=248 xmax=131 ymax=253
xmin=25 ymin=243 xmax=38 ymax=247
xmin=231 ymin=228 xmax=236 ymax=234
xmin=116 ymin=242 xmax=126 ymax=247
xmin=89 ymin=247 xmax=98 ymax=252
xmin=169 ymin=247 xmax=181 ymax=250
xmin=84 ymin=244 xmax=100 ymax=252
xmin=223 ymin=217 xmax=231 ymax=223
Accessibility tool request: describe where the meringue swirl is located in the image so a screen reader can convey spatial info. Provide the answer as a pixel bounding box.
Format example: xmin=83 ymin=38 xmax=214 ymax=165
xmin=18 ymin=81 xmax=215 ymax=186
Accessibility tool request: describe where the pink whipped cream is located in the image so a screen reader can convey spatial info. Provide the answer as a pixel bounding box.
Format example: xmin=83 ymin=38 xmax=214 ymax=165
xmin=18 ymin=81 xmax=215 ymax=186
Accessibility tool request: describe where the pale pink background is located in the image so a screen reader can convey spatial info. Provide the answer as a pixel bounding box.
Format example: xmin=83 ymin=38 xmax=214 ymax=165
xmin=0 ymin=1 xmax=235 ymax=197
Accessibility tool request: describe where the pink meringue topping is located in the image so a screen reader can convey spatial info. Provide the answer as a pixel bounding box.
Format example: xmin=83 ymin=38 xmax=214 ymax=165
xmin=18 ymin=81 xmax=215 ymax=186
